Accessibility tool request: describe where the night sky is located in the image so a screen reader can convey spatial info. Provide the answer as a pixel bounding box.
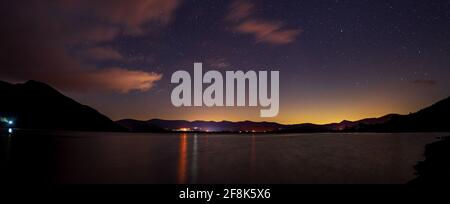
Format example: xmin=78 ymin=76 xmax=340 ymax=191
xmin=1 ymin=0 xmax=449 ymax=124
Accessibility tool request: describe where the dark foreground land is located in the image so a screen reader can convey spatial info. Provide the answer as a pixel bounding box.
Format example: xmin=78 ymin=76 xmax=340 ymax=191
xmin=410 ymin=136 xmax=450 ymax=183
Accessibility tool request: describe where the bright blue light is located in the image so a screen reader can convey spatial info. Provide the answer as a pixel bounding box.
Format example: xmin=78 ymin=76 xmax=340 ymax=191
xmin=8 ymin=120 xmax=13 ymax=125
xmin=8 ymin=128 xmax=12 ymax=133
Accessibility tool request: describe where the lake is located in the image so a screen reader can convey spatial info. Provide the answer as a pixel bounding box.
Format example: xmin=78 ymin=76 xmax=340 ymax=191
xmin=0 ymin=130 xmax=448 ymax=184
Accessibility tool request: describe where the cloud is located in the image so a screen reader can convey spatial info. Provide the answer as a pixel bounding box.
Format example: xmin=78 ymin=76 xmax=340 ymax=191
xmin=412 ymin=79 xmax=437 ymax=86
xmin=32 ymin=67 xmax=163 ymax=93
xmin=236 ymin=20 xmax=301 ymax=45
xmin=86 ymin=68 xmax=163 ymax=93
xmin=207 ymin=58 xmax=231 ymax=69
xmin=0 ymin=0 xmax=179 ymax=93
xmin=226 ymin=1 xmax=301 ymax=45
xmin=81 ymin=47 xmax=123 ymax=61
xmin=211 ymin=62 xmax=231 ymax=69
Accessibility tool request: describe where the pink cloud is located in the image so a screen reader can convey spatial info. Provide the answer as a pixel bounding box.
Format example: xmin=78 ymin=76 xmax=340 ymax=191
xmin=236 ymin=20 xmax=301 ymax=45
xmin=226 ymin=1 xmax=301 ymax=45
xmin=87 ymin=68 xmax=163 ymax=93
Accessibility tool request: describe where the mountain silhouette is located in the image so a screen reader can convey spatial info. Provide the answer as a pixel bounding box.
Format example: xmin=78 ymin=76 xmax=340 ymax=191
xmin=0 ymin=80 xmax=125 ymax=131
xmin=117 ymin=119 xmax=168 ymax=132
xmin=345 ymin=97 xmax=450 ymax=132
xmin=119 ymin=96 xmax=450 ymax=133
xmin=115 ymin=115 xmax=402 ymax=133
xmin=410 ymin=136 xmax=450 ymax=183
xmin=117 ymin=119 xmax=283 ymax=132
xmin=276 ymin=113 xmax=413 ymax=133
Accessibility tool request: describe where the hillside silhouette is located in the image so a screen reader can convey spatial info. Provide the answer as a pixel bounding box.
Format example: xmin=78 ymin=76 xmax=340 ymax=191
xmin=0 ymin=80 xmax=124 ymax=131
xmin=410 ymin=136 xmax=450 ymax=183
xmin=345 ymin=97 xmax=450 ymax=132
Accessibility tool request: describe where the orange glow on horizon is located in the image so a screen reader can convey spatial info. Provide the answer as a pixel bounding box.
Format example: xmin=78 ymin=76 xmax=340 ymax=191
xmin=106 ymin=90 xmax=433 ymax=125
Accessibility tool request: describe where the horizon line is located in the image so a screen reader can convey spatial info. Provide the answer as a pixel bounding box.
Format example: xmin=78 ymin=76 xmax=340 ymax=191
xmin=115 ymin=113 xmax=401 ymax=126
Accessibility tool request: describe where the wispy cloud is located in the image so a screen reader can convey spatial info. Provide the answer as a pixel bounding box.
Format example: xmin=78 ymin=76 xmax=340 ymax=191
xmin=226 ymin=1 xmax=301 ymax=45
xmin=207 ymin=58 xmax=231 ymax=69
xmin=86 ymin=68 xmax=163 ymax=93
xmin=236 ymin=20 xmax=301 ymax=45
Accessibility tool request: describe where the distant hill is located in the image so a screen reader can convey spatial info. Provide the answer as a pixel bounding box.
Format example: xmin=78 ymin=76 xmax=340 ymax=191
xmin=279 ymin=97 xmax=450 ymax=133
xmin=118 ymin=96 xmax=450 ymax=133
xmin=347 ymin=97 xmax=450 ymax=132
xmin=280 ymin=114 xmax=401 ymax=133
xmin=0 ymin=80 xmax=125 ymax=132
xmin=117 ymin=118 xmax=283 ymax=132
xmin=116 ymin=119 xmax=168 ymax=133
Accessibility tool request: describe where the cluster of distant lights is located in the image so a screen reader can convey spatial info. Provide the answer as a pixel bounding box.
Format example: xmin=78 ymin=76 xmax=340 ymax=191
xmin=175 ymin=127 xmax=212 ymax=132
xmin=175 ymin=127 xmax=264 ymax=133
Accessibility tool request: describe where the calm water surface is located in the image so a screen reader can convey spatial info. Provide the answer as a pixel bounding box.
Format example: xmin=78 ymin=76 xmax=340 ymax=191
xmin=0 ymin=130 xmax=447 ymax=184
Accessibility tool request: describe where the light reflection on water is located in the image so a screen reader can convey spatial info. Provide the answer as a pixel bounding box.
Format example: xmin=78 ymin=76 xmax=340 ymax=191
xmin=177 ymin=133 xmax=201 ymax=184
xmin=177 ymin=133 xmax=188 ymax=184
xmin=191 ymin=134 xmax=198 ymax=183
